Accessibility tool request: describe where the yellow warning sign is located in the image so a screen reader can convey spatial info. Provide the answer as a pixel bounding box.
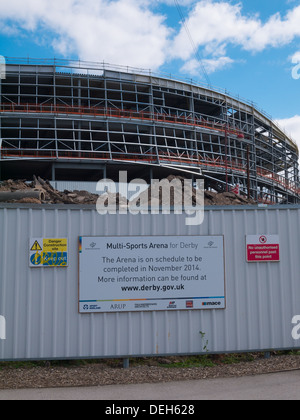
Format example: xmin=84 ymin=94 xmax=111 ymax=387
xmin=43 ymin=238 xmax=68 ymax=253
xmin=29 ymin=238 xmax=68 ymax=267
xmin=30 ymin=240 xmax=42 ymax=251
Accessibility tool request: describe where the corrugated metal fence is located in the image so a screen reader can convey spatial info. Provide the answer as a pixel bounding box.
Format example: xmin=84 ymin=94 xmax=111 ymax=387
xmin=0 ymin=204 xmax=300 ymax=361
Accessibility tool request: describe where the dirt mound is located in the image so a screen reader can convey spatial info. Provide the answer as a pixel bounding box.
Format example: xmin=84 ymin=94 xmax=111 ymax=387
xmin=0 ymin=175 xmax=256 ymax=206
xmin=0 ymin=179 xmax=30 ymax=192
xmin=135 ymin=175 xmax=255 ymax=207
xmin=204 ymin=190 xmax=256 ymax=206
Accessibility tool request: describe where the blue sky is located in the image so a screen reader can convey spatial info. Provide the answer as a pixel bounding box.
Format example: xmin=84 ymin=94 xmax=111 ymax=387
xmin=1 ymin=0 xmax=300 ymax=145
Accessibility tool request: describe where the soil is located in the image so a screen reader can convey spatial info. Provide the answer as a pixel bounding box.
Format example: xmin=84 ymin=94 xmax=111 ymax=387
xmin=0 ymin=353 xmax=299 ymax=390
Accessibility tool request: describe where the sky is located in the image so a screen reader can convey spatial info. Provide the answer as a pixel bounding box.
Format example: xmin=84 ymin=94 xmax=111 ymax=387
xmin=1 ymin=0 xmax=300 ymax=149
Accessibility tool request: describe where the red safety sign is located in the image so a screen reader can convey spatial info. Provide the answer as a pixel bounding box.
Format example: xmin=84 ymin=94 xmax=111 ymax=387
xmin=246 ymin=235 xmax=280 ymax=262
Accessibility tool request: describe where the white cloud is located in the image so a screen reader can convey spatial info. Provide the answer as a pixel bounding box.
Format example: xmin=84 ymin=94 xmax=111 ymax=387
xmin=276 ymin=116 xmax=300 ymax=160
xmin=0 ymin=22 xmax=21 ymax=37
xmin=0 ymin=0 xmax=171 ymax=70
xmin=181 ymin=56 xmax=234 ymax=76
xmin=2 ymin=0 xmax=300 ymax=77
xmin=171 ymin=1 xmax=300 ymax=69
xmin=155 ymin=0 xmax=196 ymax=5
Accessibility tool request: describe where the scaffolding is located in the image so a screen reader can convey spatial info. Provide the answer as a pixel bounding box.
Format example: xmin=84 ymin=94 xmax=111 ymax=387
xmin=0 ymin=59 xmax=299 ymax=203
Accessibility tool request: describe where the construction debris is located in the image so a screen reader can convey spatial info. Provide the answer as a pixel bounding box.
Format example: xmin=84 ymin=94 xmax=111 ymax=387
xmin=0 ymin=177 xmax=100 ymax=205
xmin=135 ymin=175 xmax=201 ymax=208
xmin=0 ymin=176 xmax=256 ymax=206
xmin=204 ymin=190 xmax=256 ymax=206
xmin=134 ymin=175 xmax=256 ymax=207
xmin=0 ymin=190 xmax=45 ymax=203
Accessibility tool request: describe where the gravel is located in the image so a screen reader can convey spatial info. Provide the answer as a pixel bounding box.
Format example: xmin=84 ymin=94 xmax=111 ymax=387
xmin=0 ymin=354 xmax=299 ymax=390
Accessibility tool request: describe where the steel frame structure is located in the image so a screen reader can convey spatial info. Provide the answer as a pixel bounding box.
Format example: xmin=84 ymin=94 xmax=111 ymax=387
xmin=0 ymin=58 xmax=299 ymax=203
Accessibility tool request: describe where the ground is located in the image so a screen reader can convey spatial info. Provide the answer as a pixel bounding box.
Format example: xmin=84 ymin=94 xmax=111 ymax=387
xmin=0 ymin=353 xmax=299 ymax=390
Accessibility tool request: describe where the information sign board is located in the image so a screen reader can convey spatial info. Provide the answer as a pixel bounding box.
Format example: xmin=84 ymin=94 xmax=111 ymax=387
xmin=79 ymin=236 xmax=225 ymax=313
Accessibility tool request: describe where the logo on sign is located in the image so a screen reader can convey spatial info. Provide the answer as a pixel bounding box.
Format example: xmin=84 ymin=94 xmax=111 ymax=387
xmin=205 ymin=241 xmax=217 ymax=249
xmin=259 ymin=236 xmax=267 ymax=244
xmin=110 ymin=303 xmax=126 ymax=310
xmin=85 ymin=242 xmax=100 ymax=250
xmin=202 ymin=301 xmax=221 ymax=306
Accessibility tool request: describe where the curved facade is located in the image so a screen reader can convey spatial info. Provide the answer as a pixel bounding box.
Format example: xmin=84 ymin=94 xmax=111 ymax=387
xmin=0 ymin=59 xmax=299 ymax=203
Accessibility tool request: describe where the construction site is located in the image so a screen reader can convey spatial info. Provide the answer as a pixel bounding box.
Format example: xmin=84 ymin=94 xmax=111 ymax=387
xmin=1 ymin=59 xmax=300 ymax=366
xmin=0 ymin=58 xmax=299 ymax=205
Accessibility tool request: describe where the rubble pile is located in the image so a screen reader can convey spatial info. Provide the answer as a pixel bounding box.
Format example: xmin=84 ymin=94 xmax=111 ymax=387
xmin=0 ymin=176 xmax=100 ymax=205
xmin=0 ymin=179 xmax=31 ymax=192
xmin=136 ymin=175 xmax=199 ymax=208
xmin=204 ymin=190 xmax=256 ymax=206
xmin=136 ymin=175 xmax=256 ymax=207
xmin=0 ymin=175 xmax=256 ymax=206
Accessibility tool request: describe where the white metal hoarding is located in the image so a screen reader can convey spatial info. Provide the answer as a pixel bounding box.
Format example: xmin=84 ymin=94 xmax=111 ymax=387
xmin=79 ymin=236 xmax=225 ymax=313
xmin=1 ymin=205 xmax=300 ymax=361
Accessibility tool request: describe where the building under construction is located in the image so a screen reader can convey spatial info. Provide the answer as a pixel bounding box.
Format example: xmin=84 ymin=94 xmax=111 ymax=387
xmin=0 ymin=58 xmax=299 ymax=204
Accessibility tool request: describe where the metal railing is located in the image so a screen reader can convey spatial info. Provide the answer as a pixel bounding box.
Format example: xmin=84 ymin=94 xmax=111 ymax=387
xmin=0 ymin=102 xmax=245 ymax=137
xmin=1 ymin=147 xmax=299 ymax=195
xmin=3 ymin=57 xmax=296 ymax=149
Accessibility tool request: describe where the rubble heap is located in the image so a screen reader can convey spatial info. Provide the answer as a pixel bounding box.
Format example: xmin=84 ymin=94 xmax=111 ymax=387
xmin=204 ymin=190 xmax=256 ymax=206
xmin=0 ymin=177 xmax=100 ymax=205
xmin=0 ymin=175 xmax=256 ymax=206
xmin=136 ymin=175 xmax=256 ymax=206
